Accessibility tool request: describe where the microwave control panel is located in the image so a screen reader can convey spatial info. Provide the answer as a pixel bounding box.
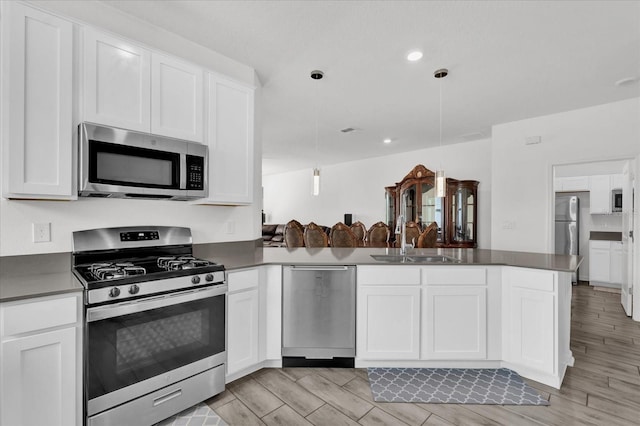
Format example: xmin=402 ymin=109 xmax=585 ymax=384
xmin=186 ymin=155 xmax=205 ymax=190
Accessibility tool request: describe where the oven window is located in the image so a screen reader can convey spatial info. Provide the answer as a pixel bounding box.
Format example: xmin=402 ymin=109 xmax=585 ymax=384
xmin=87 ymin=294 xmax=224 ymax=400
xmin=89 ymin=140 xmax=180 ymax=189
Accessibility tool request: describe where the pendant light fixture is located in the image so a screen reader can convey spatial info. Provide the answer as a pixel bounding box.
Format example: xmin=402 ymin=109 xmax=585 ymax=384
xmin=434 ymin=68 xmax=448 ymax=198
xmin=311 ymin=70 xmax=324 ymax=196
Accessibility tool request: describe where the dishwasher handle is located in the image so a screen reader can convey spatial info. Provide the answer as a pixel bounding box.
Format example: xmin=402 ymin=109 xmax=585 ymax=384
xmin=287 ymin=265 xmax=351 ymax=271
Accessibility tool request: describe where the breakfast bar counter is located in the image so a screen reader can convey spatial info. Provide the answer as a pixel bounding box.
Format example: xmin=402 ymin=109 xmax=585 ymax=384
xmin=194 ymin=244 xmax=582 ymax=272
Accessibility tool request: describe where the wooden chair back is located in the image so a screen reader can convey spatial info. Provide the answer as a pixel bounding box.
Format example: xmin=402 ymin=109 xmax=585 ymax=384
xmin=366 ymin=221 xmax=391 ymax=247
xmin=395 ymin=221 xmax=421 ymax=247
xmin=329 ymin=222 xmax=358 ymax=248
xmin=350 ymin=221 xmax=367 ymax=242
xmin=304 ymin=222 xmax=329 ymax=247
xmin=284 ymin=220 xmax=304 ymax=247
xmin=417 ymin=222 xmax=438 ymax=248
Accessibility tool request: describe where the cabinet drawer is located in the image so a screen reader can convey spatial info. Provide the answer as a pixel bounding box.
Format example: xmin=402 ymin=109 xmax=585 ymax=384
xmin=589 ymin=240 xmax=611 ymax=250
xmin=2 ymin=294 xmax=79 ymax=336
xmin=227 ymin=268 xmax=259 ymax=293
xmin=357 ymin=266 xmax=421 ymax=285
xmin=505 ymin=268 xmax=555 ymax=292
xmin=424 ymin=267 xmax=487 ymax=285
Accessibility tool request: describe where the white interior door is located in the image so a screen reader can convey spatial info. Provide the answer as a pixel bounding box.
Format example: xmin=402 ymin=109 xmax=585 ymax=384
xmin=621 ymin=161 xmax=633 ymax=316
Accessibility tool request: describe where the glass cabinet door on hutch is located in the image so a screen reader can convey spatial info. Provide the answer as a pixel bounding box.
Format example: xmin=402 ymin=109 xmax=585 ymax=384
xmin=448 ymin=181 xmax=478 ymax=247
xmin=386 ymin=164 xmax=478 ymax=248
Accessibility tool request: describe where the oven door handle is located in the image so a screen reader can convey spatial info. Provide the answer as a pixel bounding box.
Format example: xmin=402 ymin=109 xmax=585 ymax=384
xmin=86 ymin=284 xmax=227 ymax=322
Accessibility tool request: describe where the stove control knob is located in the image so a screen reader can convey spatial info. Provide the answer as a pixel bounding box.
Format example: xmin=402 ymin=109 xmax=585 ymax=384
xmin=191 ymin=276 xmax=201 ymax=285
xmin=129 ymin=284 xmax=140 ymax=295
xmin=108 ymin=287 xmax=121 ymax=298
xmin=205 ymin=273 xmax=214 ymax=282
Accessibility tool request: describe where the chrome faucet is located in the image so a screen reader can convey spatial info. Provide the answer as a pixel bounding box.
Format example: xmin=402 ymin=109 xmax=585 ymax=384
xmin=395 ymin=192 xmax=414 ymax=255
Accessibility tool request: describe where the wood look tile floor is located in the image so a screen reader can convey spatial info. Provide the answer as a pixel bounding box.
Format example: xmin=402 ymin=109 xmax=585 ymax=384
xmin=205 ymin=284 xmax=640 ymax=425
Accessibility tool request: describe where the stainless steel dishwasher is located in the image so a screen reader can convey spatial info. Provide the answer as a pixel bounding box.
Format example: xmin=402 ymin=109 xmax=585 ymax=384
xmin=282 ymin=265 xmax=356 ymax=367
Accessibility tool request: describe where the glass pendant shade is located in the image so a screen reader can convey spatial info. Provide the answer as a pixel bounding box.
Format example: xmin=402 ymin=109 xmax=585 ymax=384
xmin=435 ymin=169 xmax=446 ymax=198
xmin=312 ymin=168 xmax=320 ymax=196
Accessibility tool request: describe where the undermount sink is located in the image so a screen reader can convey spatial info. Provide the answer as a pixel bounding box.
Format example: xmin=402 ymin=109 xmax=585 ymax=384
xmin=370 ymin=254 xmax=460 ymax=263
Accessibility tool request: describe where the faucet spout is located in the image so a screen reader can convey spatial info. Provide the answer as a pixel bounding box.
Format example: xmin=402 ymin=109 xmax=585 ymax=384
xmin=397 ymin=192 xmax=413 ymax=255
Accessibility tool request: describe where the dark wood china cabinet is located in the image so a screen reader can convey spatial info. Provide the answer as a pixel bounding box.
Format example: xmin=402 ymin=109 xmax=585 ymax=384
xmin=385 ymin=164 xmax=479 ymax=248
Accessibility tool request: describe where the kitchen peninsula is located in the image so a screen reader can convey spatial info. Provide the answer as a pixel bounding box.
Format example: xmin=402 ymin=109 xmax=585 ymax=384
xmin=196 ymin=244 xmax=580 ymax=389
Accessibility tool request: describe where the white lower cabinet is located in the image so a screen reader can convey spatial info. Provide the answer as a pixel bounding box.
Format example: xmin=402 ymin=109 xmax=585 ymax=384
xmin=422 ymin=286 xmax=487 ymax=359
xmin=226 ymin=269 xmax=260 ymax=377
xmin=0 ymin=293 xmax=82 ymax=426
xmin=589 ymin=240 xmax=623 ymax=286
xmin=502 ymin=267 xmax=557 ymax=376
xmin=506 ymin=287 xmax=554 ymax=373
xmin=357 ymin=285 xmax=421 ymax=360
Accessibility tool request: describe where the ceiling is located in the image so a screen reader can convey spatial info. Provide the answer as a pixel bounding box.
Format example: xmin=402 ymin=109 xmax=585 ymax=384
xmin=100 ymin=0 xmax=640 ymax=175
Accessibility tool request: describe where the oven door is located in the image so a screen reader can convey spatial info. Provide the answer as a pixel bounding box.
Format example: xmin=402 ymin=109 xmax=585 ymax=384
xmin=85 ymin=285 xmax=226 ymax=417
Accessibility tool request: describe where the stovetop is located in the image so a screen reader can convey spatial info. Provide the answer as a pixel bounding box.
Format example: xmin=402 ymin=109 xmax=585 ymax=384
xmin=73 ymin=255 xmax=224 ymax=288
xmin=72 ymin=226 xmax=226 ymax=305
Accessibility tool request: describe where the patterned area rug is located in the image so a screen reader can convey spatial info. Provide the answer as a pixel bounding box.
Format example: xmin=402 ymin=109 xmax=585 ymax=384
xmin=153 ymin=402 xmax=227 ymax=426
xmin=367 ymin=367 xmax=549 ymax=405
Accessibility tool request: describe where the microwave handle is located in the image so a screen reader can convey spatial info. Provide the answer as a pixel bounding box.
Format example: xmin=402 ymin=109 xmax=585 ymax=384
xmin=180 ymin=154 xmax=187 ymax=189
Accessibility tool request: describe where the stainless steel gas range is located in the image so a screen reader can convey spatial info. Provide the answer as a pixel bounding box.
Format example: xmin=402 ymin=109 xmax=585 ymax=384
xmin=72 ymin=226 xmax=227 ymax=426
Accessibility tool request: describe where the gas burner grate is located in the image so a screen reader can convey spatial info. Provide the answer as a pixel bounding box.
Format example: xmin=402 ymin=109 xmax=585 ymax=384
xmin=157 ymin=256 xmax=213 ymax=271
xmin=90 ymin=262 xmax=147 ymax=281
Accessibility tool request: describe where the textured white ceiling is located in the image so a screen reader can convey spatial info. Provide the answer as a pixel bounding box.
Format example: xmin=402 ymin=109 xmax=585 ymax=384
xmin=100 ymin=0 xmax=640 ymax=175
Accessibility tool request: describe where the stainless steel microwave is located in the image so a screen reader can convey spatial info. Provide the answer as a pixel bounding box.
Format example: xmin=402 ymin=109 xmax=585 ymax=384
xmin=612 ymin=189 xmax=622 ymax=212
xmin=79 ymin=123 xmax=207 ymax=200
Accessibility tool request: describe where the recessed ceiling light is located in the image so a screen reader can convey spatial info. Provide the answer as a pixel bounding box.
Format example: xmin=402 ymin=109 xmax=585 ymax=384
xmin=383 ymin=138 xmax=392 ymax=144
xmin=407 ymin=51 xmax=423 ymax=62
xmin=614 ymin=77 xmax=639 ymax=87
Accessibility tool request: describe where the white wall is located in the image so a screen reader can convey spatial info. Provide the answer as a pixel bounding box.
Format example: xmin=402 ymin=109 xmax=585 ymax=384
xmin=0 ymin=1 xmax=262 ymax=256
xmin=491 ymin=98 xmax=640 ymax=253
xmin=264 ymin=138 xmax=493 ymax=249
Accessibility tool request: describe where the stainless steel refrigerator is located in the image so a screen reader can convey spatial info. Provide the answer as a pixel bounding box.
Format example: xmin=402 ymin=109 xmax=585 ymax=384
xmin=555 ymin=195 xmax=579 ymax=283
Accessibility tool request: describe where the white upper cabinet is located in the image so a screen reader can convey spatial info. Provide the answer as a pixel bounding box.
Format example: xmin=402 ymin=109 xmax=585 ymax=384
xmin=151 ymin=53 xmax=203 ymax=142
xmin=589 ymin=175 xmax=611 ymax=214
xmin=554 ymin=176 xmax=589 ymax=192
xmin=2 ymin=2 xmax=74 ymax=199
xmin=83 ymin=27 xmax=151 ymax=132
xmin=83 ymin=30 xmax=204 ymax=142
xmin=202 ymin=73 xmax=255 ymax=204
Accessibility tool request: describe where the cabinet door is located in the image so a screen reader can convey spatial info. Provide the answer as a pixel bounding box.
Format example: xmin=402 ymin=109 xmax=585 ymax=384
xmin=83 ymin=28 xmax=151 ymax=132
xmin=560 ymin=176 xmax=589 ymax=192
xmin=422 ymin=286 xmax=487 ymax=359
xmin=589 ymin=175 xmax=611 ymax=214
xmin=227 ymin=288 xmax=259 ymax=375
xmin=357 ymin=286 xmax=420 ymax=360
xmin=151 ymin=53 xmax=203 ymax=142
xmin=1 ymin=327 xmax=78 ymax=426
xmin=589 ymin=245 xmax=611 ymax=283
xmin=506 ymin=287 xmax=555 ymax=374
xmin=610 ymin=242 xmax=623 ymax=284
xmin=204 ymin=73 xmax=255 ymax=204
xmin=3 ymin=3 xmax=74 ymax=199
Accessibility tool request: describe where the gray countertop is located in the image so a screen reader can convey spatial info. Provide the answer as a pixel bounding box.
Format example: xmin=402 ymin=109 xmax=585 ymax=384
xmin=1 ymin=240 xmax=582 ymax=303
xmin=0 ymin=252 xmax=82 ymax=303
xmin=590 ymin=231 xmax=623 ymax=241
xmin=194 ymin=241 xmax=582 ymax=272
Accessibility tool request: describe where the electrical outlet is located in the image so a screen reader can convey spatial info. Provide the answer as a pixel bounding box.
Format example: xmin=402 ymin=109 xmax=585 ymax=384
xmin=33 ymin=223 xmax=51 ymax=243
